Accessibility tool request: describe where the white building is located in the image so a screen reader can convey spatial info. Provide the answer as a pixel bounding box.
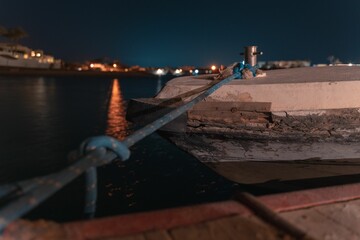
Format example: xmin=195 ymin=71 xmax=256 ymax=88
xmin=0 ymin=43 xmax=61 ymax=69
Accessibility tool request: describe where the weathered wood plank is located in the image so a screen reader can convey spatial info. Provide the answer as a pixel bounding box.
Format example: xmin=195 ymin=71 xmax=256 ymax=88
xmin=169 ymin=215 xmax=285 ymax=240
xmin=104 ymin=233 xmax=146 ymax=240
xmin=205 ymin=215 xmax=282 ymax=240
xmin=188 ymin=110 xmax=270 ymax=124
xmin=281 ymin=204 xmax=360 ymax=240
xmin=144 ymin=230 xmax=173 ymax=240
xmin=169 ymin=221 xmax=215 ymax=240
xmin=314 ymin=199 xmax=360 ymax=235
xmin=189 ymin=110 xmax=270 ymax=118
xmin=188 ymin=102 xmax=272 ymax=125
xmin=191 ymin=101 xmax=271 ymax=112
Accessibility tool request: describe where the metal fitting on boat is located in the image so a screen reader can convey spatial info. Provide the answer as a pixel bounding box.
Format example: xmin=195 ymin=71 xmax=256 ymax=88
xmin=241 ymin=46 xmax=263 ymax=66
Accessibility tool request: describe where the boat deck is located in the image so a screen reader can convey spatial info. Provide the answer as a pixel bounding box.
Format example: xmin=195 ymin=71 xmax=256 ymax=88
xmin=156 ymin=66 xmax=360 ymax=111
xmin=162 ymin=66 xmax=360 ymax=86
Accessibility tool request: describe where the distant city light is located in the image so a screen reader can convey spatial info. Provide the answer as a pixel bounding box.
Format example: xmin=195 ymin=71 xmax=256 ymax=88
xmin=36 ymin=53 xmax=41 ymax=57
xmin=211 ymin=65 xmax=216 ymax=71
xmin=174 ymin=69 xmax=182 ymax=74
xmin=88 ymin=63 xmax=107 ymax=71
xmin=113 ymin=63 xmax=117 ymax=68
xmin=189 ymin=70 xmax=193 ymax=73
xmin=194 ymin=69 xmax=199 ymax=74
xmin=125 ymin=68 xmax=129 ymax=72
xmin=156 ymin=68 xmax=165 ymax=75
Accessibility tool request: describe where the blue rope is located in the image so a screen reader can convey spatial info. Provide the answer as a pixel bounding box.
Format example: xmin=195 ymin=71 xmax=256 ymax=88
xmin=79 ymin=136 xmax=131 ymax=217
xmin=84 ymin=167 xmax=97 ymax=219
xmin=0 ymin=70 xmax=241 ymax=231
xmin=0 ymin=148 xmax=117 ymax=230
xmin=80 ymin=136 xmax=130 ymax=160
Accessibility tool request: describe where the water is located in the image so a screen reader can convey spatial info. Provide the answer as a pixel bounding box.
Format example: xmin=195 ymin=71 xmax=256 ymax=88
xmin=0 ymin=75 xmax=235 ymax=222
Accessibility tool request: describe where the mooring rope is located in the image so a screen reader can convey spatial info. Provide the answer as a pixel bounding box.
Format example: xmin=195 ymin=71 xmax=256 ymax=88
xmin=0 ymin=64 xmax=245 ymax=232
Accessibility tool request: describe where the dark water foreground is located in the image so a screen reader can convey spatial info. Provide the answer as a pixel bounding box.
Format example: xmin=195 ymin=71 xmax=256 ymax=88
xmin=0 ymin=75 xmax=235 ymax=222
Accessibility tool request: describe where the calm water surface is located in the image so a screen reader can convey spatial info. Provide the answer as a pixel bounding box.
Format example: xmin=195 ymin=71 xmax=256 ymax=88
xmin=0 ymin=75 xmax=235 ymax=222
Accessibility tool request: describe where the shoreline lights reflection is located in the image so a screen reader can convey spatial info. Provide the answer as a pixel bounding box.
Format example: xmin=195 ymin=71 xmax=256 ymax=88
xmin=106 ymin=78 xmax=128 ymax=140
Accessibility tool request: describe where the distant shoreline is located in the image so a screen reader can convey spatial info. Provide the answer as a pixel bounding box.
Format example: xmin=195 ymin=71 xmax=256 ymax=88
xmin=0 ymin=67 xmax=156 ymax=78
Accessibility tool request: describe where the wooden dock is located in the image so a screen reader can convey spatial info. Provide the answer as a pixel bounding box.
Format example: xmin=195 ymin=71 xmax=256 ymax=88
xmin=3 ymin=182 xmax=360 ymax=240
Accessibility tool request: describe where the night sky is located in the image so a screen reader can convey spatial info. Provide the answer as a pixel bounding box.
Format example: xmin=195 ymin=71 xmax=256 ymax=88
xmin=1 ymin=0 xmax=359 ymax=67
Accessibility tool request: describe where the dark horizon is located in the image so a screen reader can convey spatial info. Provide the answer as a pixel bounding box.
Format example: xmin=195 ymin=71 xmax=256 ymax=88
xmin=1 ymin=0 xmax=359 ymax=67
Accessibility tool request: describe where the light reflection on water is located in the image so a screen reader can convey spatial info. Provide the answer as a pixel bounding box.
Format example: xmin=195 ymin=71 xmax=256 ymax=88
xmin=156 ymin=77 xmax=162 ymax=93
xmin=105 ymin=79 xmax=128 ymax=140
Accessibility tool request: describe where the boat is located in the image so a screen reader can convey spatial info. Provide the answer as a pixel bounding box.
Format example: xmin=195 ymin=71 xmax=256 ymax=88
xmin=127 ymin=63 xmax=360 ymax=185
xmin=0 ymin=42 xmax=61 ymax=69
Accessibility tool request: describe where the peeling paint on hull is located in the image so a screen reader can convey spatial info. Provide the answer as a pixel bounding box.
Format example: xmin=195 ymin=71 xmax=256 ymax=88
xmin=162 ymin=132 xmax=360 ymax=162
xmin=158 ymin=108 xmax=360 ymax=184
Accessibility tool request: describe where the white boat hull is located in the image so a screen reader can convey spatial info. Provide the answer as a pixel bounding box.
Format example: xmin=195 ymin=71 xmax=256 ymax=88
xmin=127 ymin=66 xmax=360 ymax=184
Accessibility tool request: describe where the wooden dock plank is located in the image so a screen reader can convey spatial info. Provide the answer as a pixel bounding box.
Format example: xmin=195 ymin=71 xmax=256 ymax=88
xmin=314 ymin=199 xmax=360 ymax=236
xmin=169 ymin=221 xmax=215 ymax=240
xmin=169 ymin=215 xmax=286 ymax=240
xmin=8 ymin=183 xmax=360 ymax=240
xmin=101 ymin=234 xmax=146 ymax=240
xmin=144 ymin=230 xmax=173 ymax=240
xmin=205 ymin=215 xmax=283 ymax=240
xmin=61 ymin=201 xmax=248 ymax=240
xmin=280 ymin=202 xmax=360 ymax=240
xmin=205 ymin=216 xmax=248 ymax=240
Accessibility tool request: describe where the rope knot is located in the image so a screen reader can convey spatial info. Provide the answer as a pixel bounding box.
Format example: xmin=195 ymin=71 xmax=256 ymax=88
xmin=79 ymin=136 xmax=130 ymax=163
